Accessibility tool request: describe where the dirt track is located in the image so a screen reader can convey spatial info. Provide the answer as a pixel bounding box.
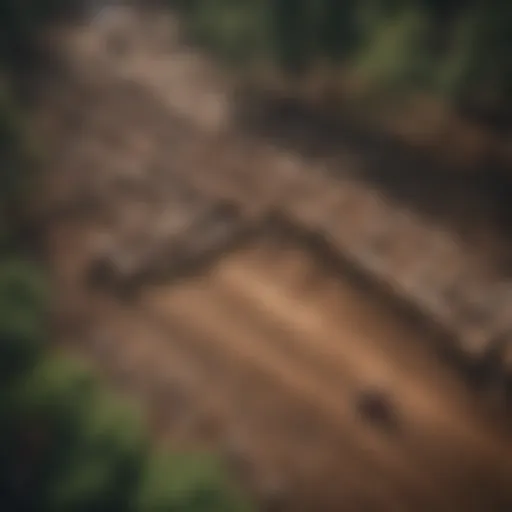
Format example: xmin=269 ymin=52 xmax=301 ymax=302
xmin=39 ymin=5 xmax=512 ymax=511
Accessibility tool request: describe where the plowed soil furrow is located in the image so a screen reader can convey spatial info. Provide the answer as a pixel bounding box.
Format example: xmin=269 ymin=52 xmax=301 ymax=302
xmin=223 ymin=244 xmax=464 ymax=392
xmin=223 ymin=247 xmax=507 ymax=436
xmin=86 ymin=298 xmax=421 ymax=511
xmin=144 ymin=316 xmax=418 ymax=511
xmin=146 ymin=281 xmax=478 ymax=503
xmin=141 ymin=303 xmax=442 ymax=511
xmin=209 ymin=247 xmax=511 ymax=466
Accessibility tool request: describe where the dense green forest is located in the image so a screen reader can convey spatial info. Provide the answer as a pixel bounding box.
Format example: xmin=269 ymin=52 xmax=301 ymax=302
xmin=173 ymin=0 xmax=512 ymax=124
xmin=0 ymin=2 xmax=251 ymax=511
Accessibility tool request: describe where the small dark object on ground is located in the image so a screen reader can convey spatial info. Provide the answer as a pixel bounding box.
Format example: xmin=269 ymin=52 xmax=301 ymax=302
xmin=356 ymin=388 xmax=398 ymax=431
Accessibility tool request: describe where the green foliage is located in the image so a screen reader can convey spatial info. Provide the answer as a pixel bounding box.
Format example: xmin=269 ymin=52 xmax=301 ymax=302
xmin=1 ymin=355 xmax=147 ymax=512
xmin=174 ymin=0 xmax=512 ymax=114
xmin=0 ymin=257 xmax=47 ymax=381
xmin=354 ymin=5 xmax=432 ymax=95
xmin=0 ymin=254 xmax=252 ymax=512
xmin=177 ymin=0 xmax=274 ymax=66
xmin=136 ymin=452 xmax=253 ymax=512
xmin=0 ymin=84 xmax=30 ymax=205
xmin=0 ymin=221 xmax=250 ymax=512
xmin=1 ymin=345 xmax=252 ymax=511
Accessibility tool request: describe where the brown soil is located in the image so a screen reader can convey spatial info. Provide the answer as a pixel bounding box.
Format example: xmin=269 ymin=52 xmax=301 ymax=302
xmin=37 ymin=5 xmax=512 ymax=511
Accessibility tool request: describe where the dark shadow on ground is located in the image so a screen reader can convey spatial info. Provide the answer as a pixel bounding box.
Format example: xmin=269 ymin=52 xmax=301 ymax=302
xmin=232 ymin=90 xmax=512 ymax=271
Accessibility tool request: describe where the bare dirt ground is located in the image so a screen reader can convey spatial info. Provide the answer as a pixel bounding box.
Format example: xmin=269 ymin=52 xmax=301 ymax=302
xmin=36 ymin=5 xmax=512 ymax=511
